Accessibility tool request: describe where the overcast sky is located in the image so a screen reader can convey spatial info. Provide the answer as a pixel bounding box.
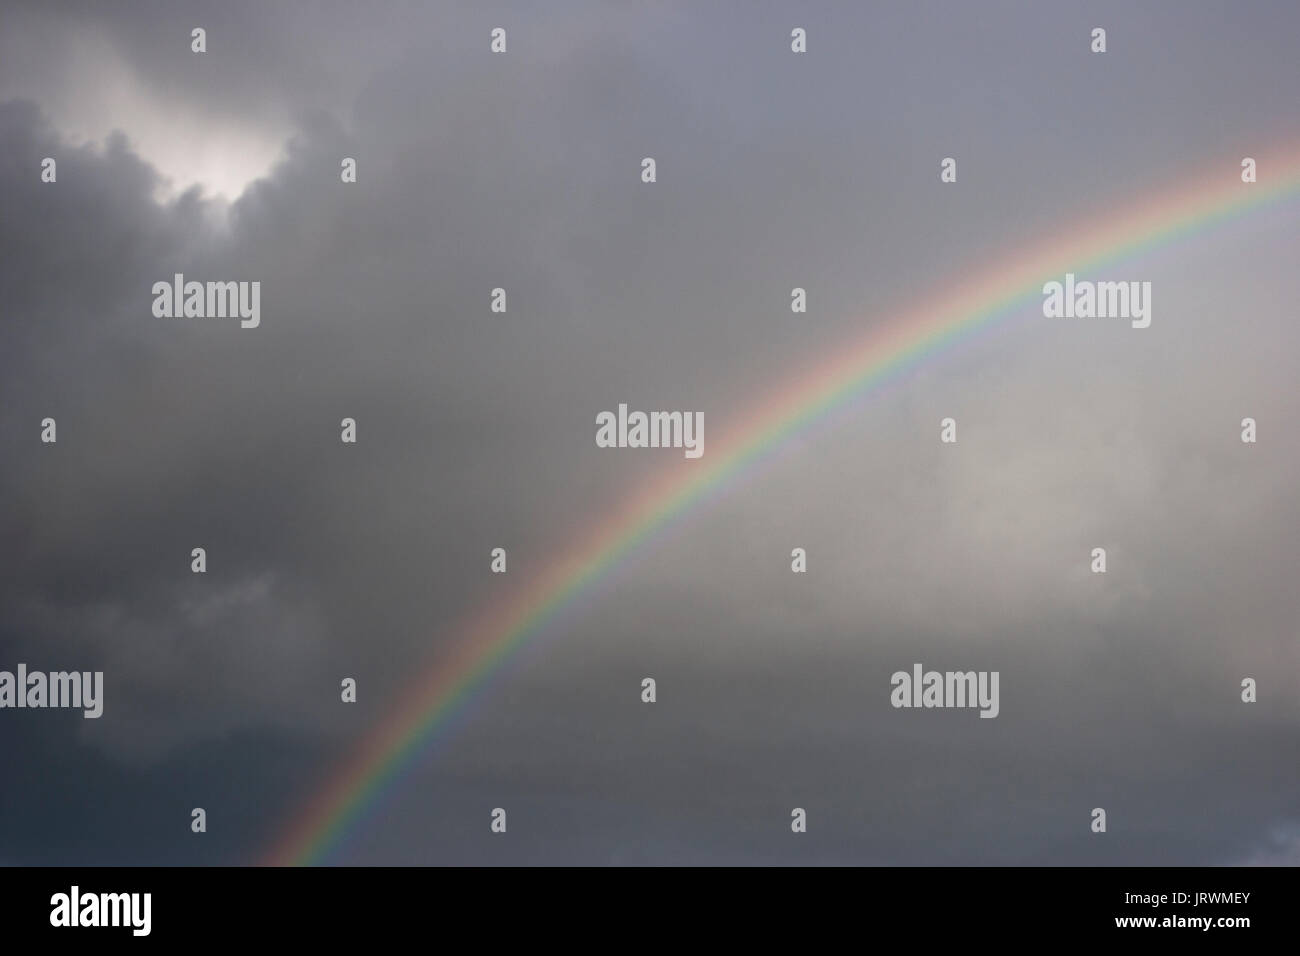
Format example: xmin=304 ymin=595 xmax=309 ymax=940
xmin=1 ymin=0 xmax=1298 ymax=865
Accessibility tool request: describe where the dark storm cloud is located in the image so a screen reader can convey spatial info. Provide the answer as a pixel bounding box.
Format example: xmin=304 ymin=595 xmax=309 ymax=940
xmin=0 ymin=0 xmax=1297 ymax=864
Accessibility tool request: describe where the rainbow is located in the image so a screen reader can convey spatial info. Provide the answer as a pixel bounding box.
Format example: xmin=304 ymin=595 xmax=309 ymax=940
xmin=264 ymin=146 xmax=1300 ymax=865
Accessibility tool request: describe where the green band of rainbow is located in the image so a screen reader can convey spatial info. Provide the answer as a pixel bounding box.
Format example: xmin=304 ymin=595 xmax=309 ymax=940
xmin=264 ymin=147 xmax=1300 ymax=866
